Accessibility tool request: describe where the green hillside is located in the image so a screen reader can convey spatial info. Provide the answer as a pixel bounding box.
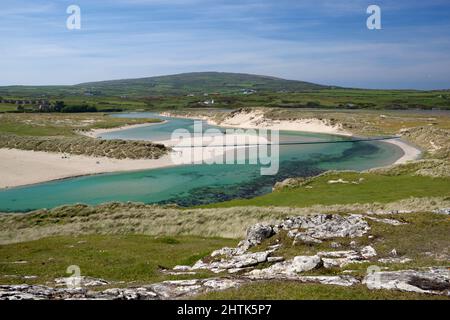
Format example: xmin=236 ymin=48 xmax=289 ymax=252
xmin=76 ymin=72 xmax=329 ymax=95
xmin=0 ymin=72 xmax=329 ymax=97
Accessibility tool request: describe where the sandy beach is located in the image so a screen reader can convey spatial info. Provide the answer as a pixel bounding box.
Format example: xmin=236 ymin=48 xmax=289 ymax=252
xmin=79 ymin=121 xmax=166 ymax=138
xmin=0 ymin=112 xmax=421 ymax=189
xmin=0 ymin=149 xmax=175 ymax=189
xmin=385 ymin=138 xmax=421 ymax=164
xmin=214 ymin=110 xmax=353 ymax=136
xmin=0 ymin=132 xmax=270 ymax=189
xmin=160 ymin=110 xmax=421 ymax=164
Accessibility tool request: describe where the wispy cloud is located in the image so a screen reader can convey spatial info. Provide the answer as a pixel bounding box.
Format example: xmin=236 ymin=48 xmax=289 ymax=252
xmin=0 ymin=0 xmax=449 ymax=89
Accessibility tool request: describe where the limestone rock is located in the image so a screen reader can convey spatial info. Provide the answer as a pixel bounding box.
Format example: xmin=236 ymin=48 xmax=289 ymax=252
xmin=366 ymin=216 xmax=406 ymax=226
xmin=246 ymin=224 xmax=274 ymax=244
xmin=247 ymin=255 xmax=322 ymax=278
xmin=191 ymin=250 xmax=272 ymax=273
xmin=360 ymin=245 xmax=377 ymax=259
xmin=363 ymin=267 xmax=450 ymax=295
xmin=378 ymin=257 xmax=412 ymax=264
xmin=54 ymin=276 xmax=109 ymax=287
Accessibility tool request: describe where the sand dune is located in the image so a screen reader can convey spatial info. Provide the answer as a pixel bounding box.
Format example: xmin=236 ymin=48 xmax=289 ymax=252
xmin=0 ymin=112 xmax=421 ymax=188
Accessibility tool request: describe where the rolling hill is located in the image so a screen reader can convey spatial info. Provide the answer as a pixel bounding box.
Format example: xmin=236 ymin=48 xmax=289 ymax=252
xmin=0 ymin=72 xmax=330 ymax=97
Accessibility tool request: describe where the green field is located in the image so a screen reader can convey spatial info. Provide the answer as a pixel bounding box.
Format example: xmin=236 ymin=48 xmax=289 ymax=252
xmin=203 ymin=172 xmax=450 ymax=208
xmin=0 ymin=113 xmax=161 ymax=137
xmin=1 ymin=72 xmax=449 ymax=111
xmin=197 ymin=282 xmax=448 ymax=300
xmin=1 ymin=211 xmax=448 ymax=299
xmin=0 ymin=235 xmax=236 ymax=286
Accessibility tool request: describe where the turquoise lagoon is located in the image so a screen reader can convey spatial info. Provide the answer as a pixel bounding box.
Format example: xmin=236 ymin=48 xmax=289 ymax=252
xmin=0 ymin=113 xmax=403 ymax=212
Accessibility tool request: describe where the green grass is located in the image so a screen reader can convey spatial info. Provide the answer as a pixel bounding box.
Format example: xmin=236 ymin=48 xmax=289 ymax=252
xmin=0 ymin=234 xmax=237 ymax=285
xmin=203 ymin=172 xmax=450 ymax=208
xmin=196 ymin=281 xmax=449 ymax=300
xmin=0 ymin=113 xmax=162 ymax=136
xmin=1 ymin=72 xmax=449 ymax=109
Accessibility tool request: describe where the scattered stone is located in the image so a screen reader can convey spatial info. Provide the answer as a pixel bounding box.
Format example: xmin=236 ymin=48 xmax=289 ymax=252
xmin=54 ymin=276 xmax=109 ymax=287
xmin=267 ymin=244 xmax=282 ymax=250
xmin=360 ymin=245 xmax=377 ymax=259
xmin=328 ymin=179 xmax=349 ymax=184
xmin=330 ymin=242 xmax=341 ymax=248
xmin=366 ymin=216 xmax=406 ymax=226
xmin=317 ymin=250 xmax=358 ymax=258
xmin=247 ymin=255 xmax=322 ymax=278
xmin=363 ymin=267 xmax=450 ymax=295
xmin=390 ymin=249 xmax=398 ymax=257
xmin=297 ymin=275 xmax=360 ymax=287
xmin=191 ymin=250 xmax=273 ymax=273
xmin=0 ymin=278 xmax=245 ymax=300
xmin=267 ymin=256 xmax=284 ymax=263
xmin=246 ymin=224 xmax=274 ymax=244
xmin=173 ymin=265 xmax=192 ymax=272
xmin=433 ymin=208 xmax=450 ymax=215
xmin=284 ymin=214 xmax=370 ymax=246
xmin=378 ymin=257 xmax=412 ymax=264
xmin=293 ymin=234 xmax=322 ymax=245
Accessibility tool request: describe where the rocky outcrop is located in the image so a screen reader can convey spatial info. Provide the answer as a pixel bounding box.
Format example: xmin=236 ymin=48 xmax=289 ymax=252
xmin=1 ymin=213 xmax=447 ymax=300
xmin=433 ymin=208 xmax=450 ymax=215
xmin=190 ymin=250 xmax=274 ymax=273
xmin=282 ymin=214 xmax=370 ymax=244
xmin=0 ymin=278 xmax=245 ymax=300
xmin=246 ymin=223 xmax=274 ymax=244
xmin=363 ymin=268 xmax=450 ymax=296
xmin=54 ymin=276 xmax=109 ymax=287
xmin=247 ymin=255 xmax=322 ymax=278
xmin=173 ymin=214 xmax=371 ymax=275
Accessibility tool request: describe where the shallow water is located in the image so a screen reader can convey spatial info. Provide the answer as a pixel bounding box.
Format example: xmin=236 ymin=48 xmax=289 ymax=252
xmin=0 ymin=113 xmax=403 ymax=212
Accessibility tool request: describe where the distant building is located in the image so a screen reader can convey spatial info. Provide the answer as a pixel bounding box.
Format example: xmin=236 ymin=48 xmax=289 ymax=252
xmin=203 ymin=99 xmax=215 ymax=105
xmin=241 ymin=89 xmax=257 ymax=95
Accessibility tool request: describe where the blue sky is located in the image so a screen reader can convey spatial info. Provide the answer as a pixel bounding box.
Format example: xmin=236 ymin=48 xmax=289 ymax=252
xmin=1 ymin=0 xmax=449 ymax=89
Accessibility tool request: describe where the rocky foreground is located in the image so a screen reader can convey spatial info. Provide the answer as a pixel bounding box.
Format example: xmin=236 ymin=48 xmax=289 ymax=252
xmin=1 ymin=213 xmax=448 ymax=300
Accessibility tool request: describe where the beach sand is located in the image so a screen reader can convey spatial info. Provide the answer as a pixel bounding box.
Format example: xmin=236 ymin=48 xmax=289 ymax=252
xmin=215 ymin=110 xmax=352 ymax=136
xmin=0 ymin=132 xmax=269 ymax=188
xmin=385 ymin=138 xmax=421 ymax=164
xmin=0 ymin=149 xmax=174 ymax=189
xmin=0 ymin=113 xmax=421 ymax=189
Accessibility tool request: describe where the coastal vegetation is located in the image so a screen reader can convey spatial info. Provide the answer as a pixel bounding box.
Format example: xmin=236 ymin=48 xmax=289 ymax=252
xmin=0 ymin=134 xmax=168 ymax=160
xmin=0 ymin=208 xmax=448 ymax=300
xmin=1 ymin=196 xmax=448 ymax=244
xmin=203 ymin=171 xmax=450 ymax=208
xmin=0 ymin=113 xmax=168 ymax=159
xmin=0 ymin=234 xmax=235 ymax=285
xmin=0 ymin=113 xmax=161 ymax=137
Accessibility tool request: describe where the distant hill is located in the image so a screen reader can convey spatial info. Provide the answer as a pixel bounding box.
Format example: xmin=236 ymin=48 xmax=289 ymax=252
xmin=78 ymin=72 xmax=329 ymax=95
xmin=0 ymin=72 xmax=330 ymax=97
